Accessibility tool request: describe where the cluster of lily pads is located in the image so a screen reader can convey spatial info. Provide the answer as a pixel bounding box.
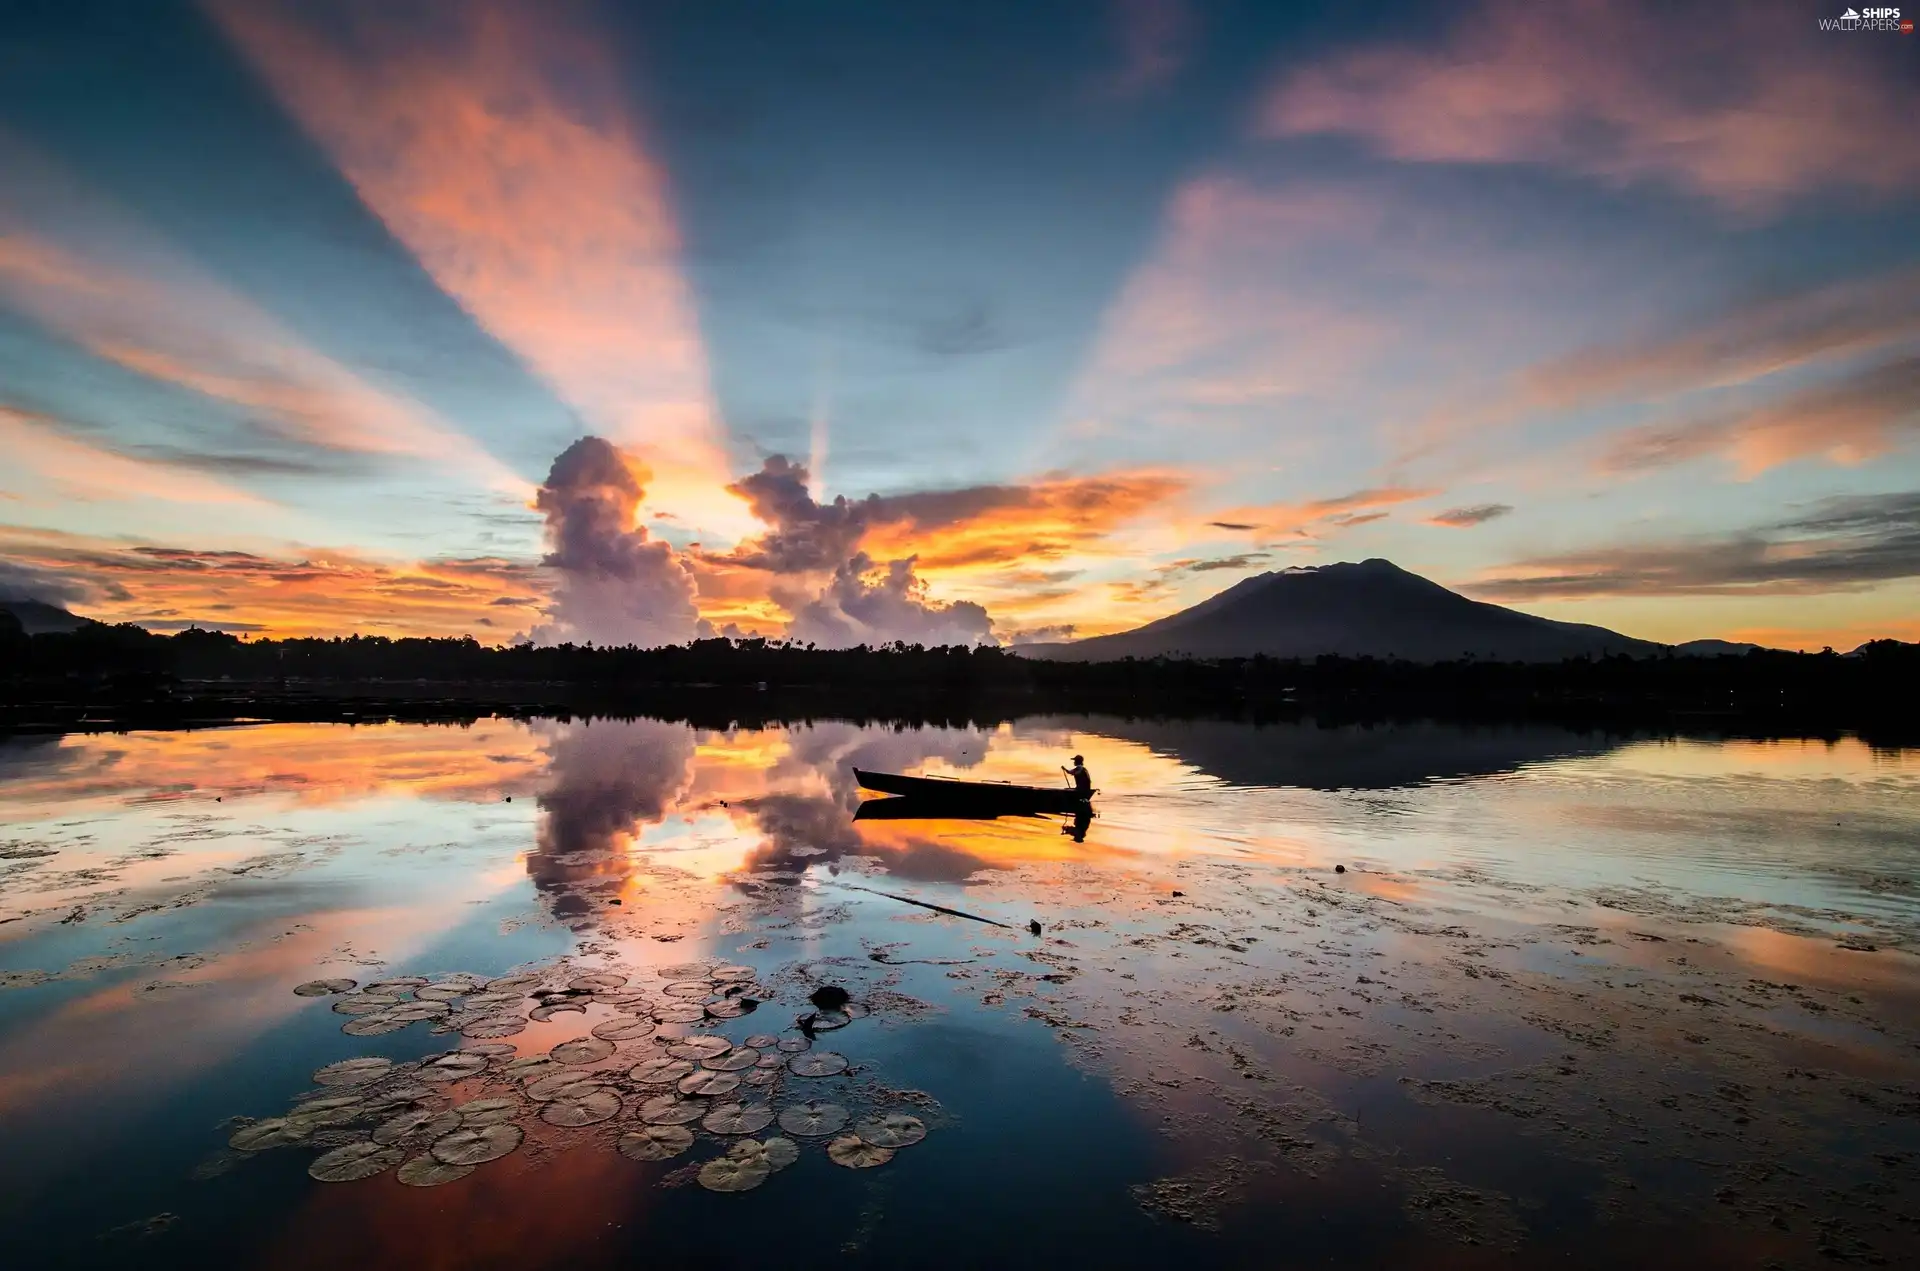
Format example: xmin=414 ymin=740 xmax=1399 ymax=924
xmin=232 ymin=962 xmax=929 ymax=1193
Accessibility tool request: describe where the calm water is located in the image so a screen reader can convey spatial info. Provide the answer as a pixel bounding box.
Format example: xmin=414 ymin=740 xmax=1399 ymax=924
xmin=2 ymin=716 xmax=1917 ymax=1269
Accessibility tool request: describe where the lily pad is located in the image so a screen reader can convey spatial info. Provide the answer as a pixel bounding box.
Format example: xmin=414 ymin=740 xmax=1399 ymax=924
xmin=431 ymin=1123 xmax=523 ymax=1165
xmin=755 ymin=1052 xmax=784 ymax=1068
xmin=653 ymin=1005 xmax=705 ymax=1024
xmin=229 ymin=1117 xmax=302 ymax=1151
xmin=396 ymin=1155 xmax=472 ymax=1187
xmin=569 ymin=973 xmax=628 ymax=991
xmin=704 ymin=999 xmax=753 ymax=1019
xmin=364 ymin=977 xmax=428 ymax=993
xmin=618 ymin=1124 xmax=694 ymax=1161
xmin=777 ymin=1101 xmax=849 ymax=1137
xmin=776 ymin=1037 xmax=812 ymax=1053
xmin=551 ymin=1036 xmax=614 ymax=1066
xmin=463 ymin=1042 xmax=517 ymax=1058
xmin=637 ymin=1094 xmax=704 ymax=1125
xmin=629 ymin=1057 xmax=695 ymax=1085
xmin=463 ymin=992 xmax=524 ymax=1013
xmin=309 ymin=1141 xmax=403 ymax=1182
xmin=760 ymin=1136 xmax=800 ymax=1170
xmin=372 ymin=1109 xmax=462 ymax=1146
xmin=678 ymin=1070 xmax=741 ymax=1098
xmin=701 ymin=1102 xmax=774 ymax=1135
xmin=745 ymin=1034 xmax=779 ymax=1049
xmin=294 ymin=978 xmax=357 ymax=997
xmin=529 ymin=1002 xmax=587 ymax=1022
xmin=419 ymin=1052 xmax=489 ymax=1082
xmin=787 ymin=1051 xmax=849 ymax=1078
xmin=540 ymin=1086 xmax=620 ymax=1126
xmin=484 ymin=973 xmax=542 ymax=992
xmin=503 ymin=1055 xmax=556 ymax=1082
xmin=855 ymin=1113 xmax=926 ymax=1148
xmin=826 ymin=1135 xmax=894 ymax=1169
xmin=698 ymin=1153 xmax=770 ymax=1192
xmin=710 ymin=965 xmax=756 ymax=983
xmin=743 ymin=1067 xmax=780 ymax=1087
xmin=666 ymin=1036 xmax=732 ymax=1062
xmin=461 ymin=1016 xmax=526 ymax=1039
xmin=525 ymin=1071 xmax=603 ymax=1102
xmin=703 ymin=1046 xmax=759 ymax=1072
xmin=288 ymin=1096 xmax=366 ymax=1128
xmin=809 ymin=1010 xmax=850 ymax=1031
xmin=591 ymin=1017 xmax=655 ymax=1042
xmin=313 ymin=1057 xmax=393 ymax=1087
xmin=331 ymin=994 xmax=402 ymax=1017
xmin=452 ymin=1098 xmax=518 ymax=1126
xmin=657 ymin=963 xmax=712 ymax=979
xmin=662 ymin=981 xmax=713 ymax=1000
xmin=413 ymin=984 xmax=469 ymax=1002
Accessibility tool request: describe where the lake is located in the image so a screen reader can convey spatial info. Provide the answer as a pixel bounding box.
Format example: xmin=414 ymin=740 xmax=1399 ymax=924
xmin=2 ymin=715 xmax=1917 ymax=1269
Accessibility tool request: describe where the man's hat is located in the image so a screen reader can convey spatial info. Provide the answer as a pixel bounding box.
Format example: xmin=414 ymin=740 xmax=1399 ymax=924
xmin=1071 ymin=754 xmax=1084 ymax=762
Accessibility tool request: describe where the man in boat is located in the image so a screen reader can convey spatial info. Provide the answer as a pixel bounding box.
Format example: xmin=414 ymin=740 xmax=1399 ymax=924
xmin=1062 ymin=754 xmax=1093 ymax=798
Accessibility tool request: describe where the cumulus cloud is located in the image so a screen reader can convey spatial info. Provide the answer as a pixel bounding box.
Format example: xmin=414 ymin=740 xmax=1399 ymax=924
xmin=1262 ymin=0 xmax=1920 ymax=213
xmin=532 ymin=436 xmax=700 ymax=647
xmin=783 ymin=553 xmax=995 ymax=649
xmin=1428 ymin=503 xmax=1514 ymax=528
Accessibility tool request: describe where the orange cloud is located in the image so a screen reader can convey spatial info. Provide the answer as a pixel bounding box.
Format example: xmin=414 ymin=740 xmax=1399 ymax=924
xmin=1263 ymin=0 xmax=1920 ymax=213
xmin=0 ymin=408 xmax=267 ymax=508
xmin=861 ymin=471 xmax=1191 ymax=572
xmin=1210 ymin=484 xmax=1435 ymax=542
xmin=0 ymin=524 xmax=546 ymax=639
xmin=209 ymin=0 xmax=743 ymax=535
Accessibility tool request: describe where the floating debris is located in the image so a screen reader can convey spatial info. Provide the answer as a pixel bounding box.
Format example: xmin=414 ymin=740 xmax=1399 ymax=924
xmin=826 ymin=1135 xmax=894 ymax=1169
xmin=788 ymin=1052 xmax=849 ymax=1078
xmin=697 ymin=1152 xmax=770 ymax=1192
xmin=701 ymin=1102 xmax=774 ymax=1135
xmin=229 ymin=1118 xmax=302 ymax=1152
xmin=452 ymin=1098 xmax=518 ymax=1126
xmin=419 ymin=1052 xmax=489 ymax=1082
xmin=702 ymin=1046 xmax=759 ymax=1072
xmin=569 ymin=973 xmax=628 ymax=991
xmin=618 ymin=1124 xmax=694 ymax=1161
xmin=396 ymin=1155 xmax=473 ymax=1187
xmin=637 ymin=1094 xmax=704 ymax=1126
xmin=855 ymin=1113 xmax=926 ymax=1148
xmin=630 ymin=1057 xmax=696 ymax=1085
xmin=461 ymin=1016 xmax=526 ymax=1039
xmin=776 ymin=1101 xmax=848 ymax=1137
xmin=540 ymin=1086 xmax=619 ymax=1127
xmin=678 ymin=1070 xmax=740 ymax=1098
xmin=372 ymin=1108 xmax=461 ymax=1146
xmin=309 ymin=1142 xmax=403 ymax=1182
xmin=293 ymin=978 xmax=357 ymax=997
xmin=591 ymin=1017 xmax=656 ymax=1042
xmin=550 ymin=1036 xmax=615 ymax=1066
xmin=431 ymin=1123 xmax=523 ymax=1166
xmin=667 ymin=1036 xmax=732 ymax=1062
xmin=312 ymin=1057 xmax=393 ymax=1087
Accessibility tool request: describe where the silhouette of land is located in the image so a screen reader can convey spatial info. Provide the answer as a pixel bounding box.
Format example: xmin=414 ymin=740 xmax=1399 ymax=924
xmin=4 ymin=615 xmax=1917 ymax=743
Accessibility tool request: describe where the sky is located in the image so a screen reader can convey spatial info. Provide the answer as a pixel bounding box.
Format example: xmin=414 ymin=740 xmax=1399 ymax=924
xmin=0 ymin=0 xmax=1916 ymax=651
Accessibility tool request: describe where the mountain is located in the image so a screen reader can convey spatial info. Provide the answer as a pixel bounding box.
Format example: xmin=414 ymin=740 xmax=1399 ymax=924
xmin=0 ymin=598 xmax=94 ymax=635
xmin=1018 ymin=559 xmax=1666 ymax=663
xmin=1671 ymin=639 xmax=1765 ymax=657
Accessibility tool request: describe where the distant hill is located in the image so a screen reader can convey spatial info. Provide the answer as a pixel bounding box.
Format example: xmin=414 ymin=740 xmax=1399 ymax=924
xmin=0 ymin=598 xmax=94 ymax=635
xmin=1672 ymin=639 xmax=1766 ymax=657
xmin=1019 ymin=559 xmax=1667 ymax=663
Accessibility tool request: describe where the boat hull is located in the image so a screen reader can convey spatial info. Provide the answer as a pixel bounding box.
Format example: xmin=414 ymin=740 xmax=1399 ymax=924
xmin=852 ymin=768 xmax=1091 ymax=813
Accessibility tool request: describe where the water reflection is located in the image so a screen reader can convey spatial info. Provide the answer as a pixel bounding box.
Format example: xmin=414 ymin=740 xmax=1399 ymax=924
xmin=0 ymin=717 xmax=1916 ymax=1270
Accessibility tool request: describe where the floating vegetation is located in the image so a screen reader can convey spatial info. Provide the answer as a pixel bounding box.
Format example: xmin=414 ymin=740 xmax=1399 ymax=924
xmin=704 ymin=999 xmax=753 ymax=1019
xmin=396 ymin=1156 xmax=472 ymax=1187
xmin=569 ymin=973 xmax=627 ymax=991
xmin=288 ymin=1096 xmax=365 ymax=1128
xmin=701 ymin=1102 xmax=773 ymax=1135
xmin=591 ymin=1017 xmax=655 ymax=1042
xmin=309 ymin=1142 xmax=403 ymax=1182
xmin=550 ymin=1036 xmax=614 ymax=1066
xmin=331 ymin=993 xmax=401 ymax=1016
xmin=808 ymin=1010 xmax=851 ymax=1032
xmin=365 ymin=977 xmax=428 ymax=993
xmin=653 ymin=1004 xmax=705 ymax=1024
xmin=743 ymin=1067 xmax=780 ymax=1087
xmin=229 ymin=1118 xmax=302 ymax=1152
xmin=777 ymin=1101 xmax=849 ymax=1137
xmin=431 ymin=1123 xmax=523 ymax=1166
xmin=525 ymin=1071 xmax=602 ymax=1103
xmin=372 ymin=1108 xmax=461 ymax=1146
xmin=758 ymin=1137 xmax=800 ymax=1170
xmin=697 ymin=1152 xmax=770 ymax=1192
xmin=413 ymin=984 xmax=468 ymax=1002
xmin=662 ymin=981 xmax=712 ymax=1000
xmin=528 ymin=1002 xmax=586 ymax=1022
xmin=485 ymin=973 xmax=542 ymax=993
xmin=855 ymin=1113 xmax=926 ymax=1148
xmin=787 ymin=1052 xmax=849 ymax=1078
xmin=678 ymin=1070 xmax=740 ymax=1098
xmin=540 ymin=1086 xmax=619 ymax=1127
xmin=464 ymin=1042 xmax=516 ymax=1058
xmin=777 ymin=1037 xmax=812 ymax=1053
xmin=618 ymin=1124 xmax=694 ymax=1161
xmin=702 ymin=1046 xmax=759 ymax=1072
xmin=453 ymin=1098 xmax=518 ymax=1126
xmin=312 ymin=1057 xmax=393 ymax=1087
xmin=637 ymin=1094 xmax=704 ymax=1126
xmin=630 ymin=1057 xmax=695 ymax=1085
xmin=503 ymin=1055 xmax=557 ymax=1082
xmin=464 ymin=992 xmax=524 ymax=1013
xmin=657 ymin=963 xmax=711 ymax=979
xmin=711 ymin=965 xmax=756 ymax=983
xmin=418 ymin=1052 xmax=489 ymax=1082
xmin=826 ymin=1135 xmax=894 ymax=1169
xmin=667 ymin=1036 xmax=732 ymax=1061
xmin=745 ymin=1034 xmax=779 ymax=1049
xmin=461 ymin=1016 xmax=526 ymax=1039
xmin=293 ymin=978 xmax=356 ymax=997
xmin=755 ymin=1053 xmax=783 ymax=1068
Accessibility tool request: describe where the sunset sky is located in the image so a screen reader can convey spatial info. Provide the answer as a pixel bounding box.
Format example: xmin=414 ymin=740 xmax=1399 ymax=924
xmin=1 ymin=0 xmax=1916 ymax=650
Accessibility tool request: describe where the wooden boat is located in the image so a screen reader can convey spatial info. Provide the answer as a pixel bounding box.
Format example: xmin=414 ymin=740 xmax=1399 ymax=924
xmin=852 ymin=768 xmax=1092 ymax=814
